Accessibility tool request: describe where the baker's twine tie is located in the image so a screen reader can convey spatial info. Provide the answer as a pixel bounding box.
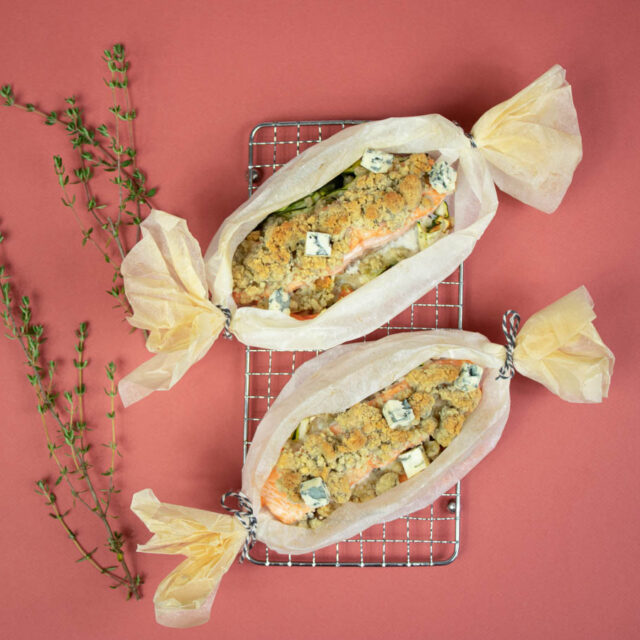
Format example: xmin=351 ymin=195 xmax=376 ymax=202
xmin=221 ymin=491 xmax=257 ymax=561
xmin=465 ymin=131 xmax=477 ymax=148
xmin=496 ymin=310 xmax=521 ymax=380
xmin=215 ymin=305 xmax=233 ymax=340
xmin=451 ymin=120 xmax=477 ymax=149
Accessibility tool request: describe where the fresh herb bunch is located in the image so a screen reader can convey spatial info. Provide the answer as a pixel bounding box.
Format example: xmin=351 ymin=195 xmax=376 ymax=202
xmin=1 ymin=43 xmax=156 ymax=317
xmin=0 ymin=232 xmax=142 ymax=599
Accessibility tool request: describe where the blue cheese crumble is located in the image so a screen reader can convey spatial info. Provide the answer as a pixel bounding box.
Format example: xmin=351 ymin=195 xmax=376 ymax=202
xmin=361 ymin=149 xmax=394 ymax=174
xmin=382 ymin=399 xmax=415 ymax=429
xmin=453 ymin=363 xmax=483 ymax=391
xmin=268 ymin=288 xmax=290 ymax=314
xmin=428 ymin=159 xmax=457 ymax=194
xmin=305 ymin=231 xmax=332 ymax=257
xmin=300 ymin=477 xmax=331 ymax=508
xmin=399 ymin=446 xmax=429 ymax=478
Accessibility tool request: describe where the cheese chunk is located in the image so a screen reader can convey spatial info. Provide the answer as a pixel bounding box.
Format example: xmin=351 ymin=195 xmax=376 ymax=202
xmin=382 ymin=399 xmax=415 ymax=429
xmin=305 ymin=231 xmax=332 ymax=257
xmin=268 ymin=288 xmax=290 ymax=314
xmin=428 ymin=159 xmax=457 ymax=194
xmin=300 ymin=477 xmax=331 ymax=508
xmin=399 ymin=446 xmax=429 ymax=478
xmin=361 ymin=149 xmax=394 ymax=174
xmin=453 ymin=363 xmax=483 ymax=391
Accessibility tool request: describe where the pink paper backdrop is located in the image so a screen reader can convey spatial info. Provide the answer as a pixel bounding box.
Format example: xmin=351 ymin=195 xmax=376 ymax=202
xmin=1 ymin=1 xmax=638 ymax=638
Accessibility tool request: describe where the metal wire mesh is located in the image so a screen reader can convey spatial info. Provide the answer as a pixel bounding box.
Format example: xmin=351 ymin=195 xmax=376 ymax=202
xmin=243 ymin=121 xmax=462 ymax=566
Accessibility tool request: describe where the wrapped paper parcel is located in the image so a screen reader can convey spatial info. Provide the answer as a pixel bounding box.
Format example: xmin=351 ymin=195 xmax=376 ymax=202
xmin=132 ymin=286 xmax=613 ymax=628
xmin=119 ymin=65 xmax=582 ymax=406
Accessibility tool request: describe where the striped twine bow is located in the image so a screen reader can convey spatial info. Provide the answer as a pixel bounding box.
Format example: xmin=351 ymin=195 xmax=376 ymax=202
xmin=221 ymin=491 xmax=257 ymax=561
xmin=216 ymin=305 xmax=233 ymax=340
xmin=496 ymin=310 xmax=521 ymax=380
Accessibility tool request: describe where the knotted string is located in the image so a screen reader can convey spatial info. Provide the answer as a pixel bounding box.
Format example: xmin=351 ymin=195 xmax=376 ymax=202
xmin=221 ymin=491 xmax=257 ymax=561
xmin=496 ymin=310 xmax=521 ymax=380
xmin=465 ymin=131 xmax=477 ymax=148
xmin=215 ymin=305 xmax=233 ymax=340
xmin=451 ymin=120 xmax=477 ymax=149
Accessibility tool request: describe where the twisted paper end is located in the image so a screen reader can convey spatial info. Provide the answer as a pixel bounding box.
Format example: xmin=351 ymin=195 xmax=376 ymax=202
xmin=131 ymin=489 xmax=248 ymax=628
xmin=471 ymin=64 xmax=582 ymax=213
xmin=118 ymin=210 xmax=229 ymax=407
xmin=512 ymin=286 xmax=614 ymax=403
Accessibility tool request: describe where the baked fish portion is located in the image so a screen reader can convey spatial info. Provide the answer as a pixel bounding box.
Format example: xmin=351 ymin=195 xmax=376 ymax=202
xmin=261 ymin=358 xmax=482 ymax=527
xmin=232 ymin=152 xmax=456 ymax=318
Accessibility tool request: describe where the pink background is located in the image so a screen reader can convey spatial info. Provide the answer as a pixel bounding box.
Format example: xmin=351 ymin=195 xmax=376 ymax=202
xmin=0 ymin=1 xmax=638 ymax=638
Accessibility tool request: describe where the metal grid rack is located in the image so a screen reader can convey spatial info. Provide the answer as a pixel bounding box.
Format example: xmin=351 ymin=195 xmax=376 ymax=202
xmin=242 ymin=121 xmax=463 ymax=567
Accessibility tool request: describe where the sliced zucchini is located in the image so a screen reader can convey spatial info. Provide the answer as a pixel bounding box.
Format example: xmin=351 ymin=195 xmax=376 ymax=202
xmin=418 ymin=201 xmax=451 ymax=250
xmin=274 ymin=161 xmax=362 ymax=217
xmin=417 ymin=221 xmax=430 ymax=250
xmin=291 ymin=417 xmax=310 ymax=441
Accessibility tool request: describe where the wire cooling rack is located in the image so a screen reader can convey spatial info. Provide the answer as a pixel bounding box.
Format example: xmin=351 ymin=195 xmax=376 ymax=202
xmin=242 ymin=121 xmax=463 ymax=567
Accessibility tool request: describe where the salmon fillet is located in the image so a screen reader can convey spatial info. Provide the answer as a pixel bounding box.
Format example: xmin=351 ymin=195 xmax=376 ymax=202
xmin=232 ymin=153 xmax=453 ymax=315
xmin=261 ymin=359 xmax=481 ymax=526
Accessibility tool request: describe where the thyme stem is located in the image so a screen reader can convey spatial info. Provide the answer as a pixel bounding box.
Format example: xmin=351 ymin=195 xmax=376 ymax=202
xmin=36 ymin=480 xmax=130 ymax=587
xmin=2 ymin=44 xmax=157 ymax=320
xmin=0 ymin=237 xmax=142 ymax=599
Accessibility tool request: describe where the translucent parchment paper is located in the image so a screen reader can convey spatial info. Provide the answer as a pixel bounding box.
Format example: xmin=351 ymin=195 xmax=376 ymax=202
xmin=513 ymin=286 xmax=613 ymax=402
xmin=131 ymin=489 xmax=246 ymax=628
xmin=119 ymin=65 xmax=582 ymax=406
xmin=132 ymin=286 xmax=612 ymax=628
xmin=244 ymin=330 xmax=508 ymax=553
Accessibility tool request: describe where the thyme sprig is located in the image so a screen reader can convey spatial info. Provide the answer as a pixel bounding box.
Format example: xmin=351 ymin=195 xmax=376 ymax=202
xmin=1 ymin=43 xmax=157 ymax=317
xmin=0 ymin=233 xmax=142 ymax=599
